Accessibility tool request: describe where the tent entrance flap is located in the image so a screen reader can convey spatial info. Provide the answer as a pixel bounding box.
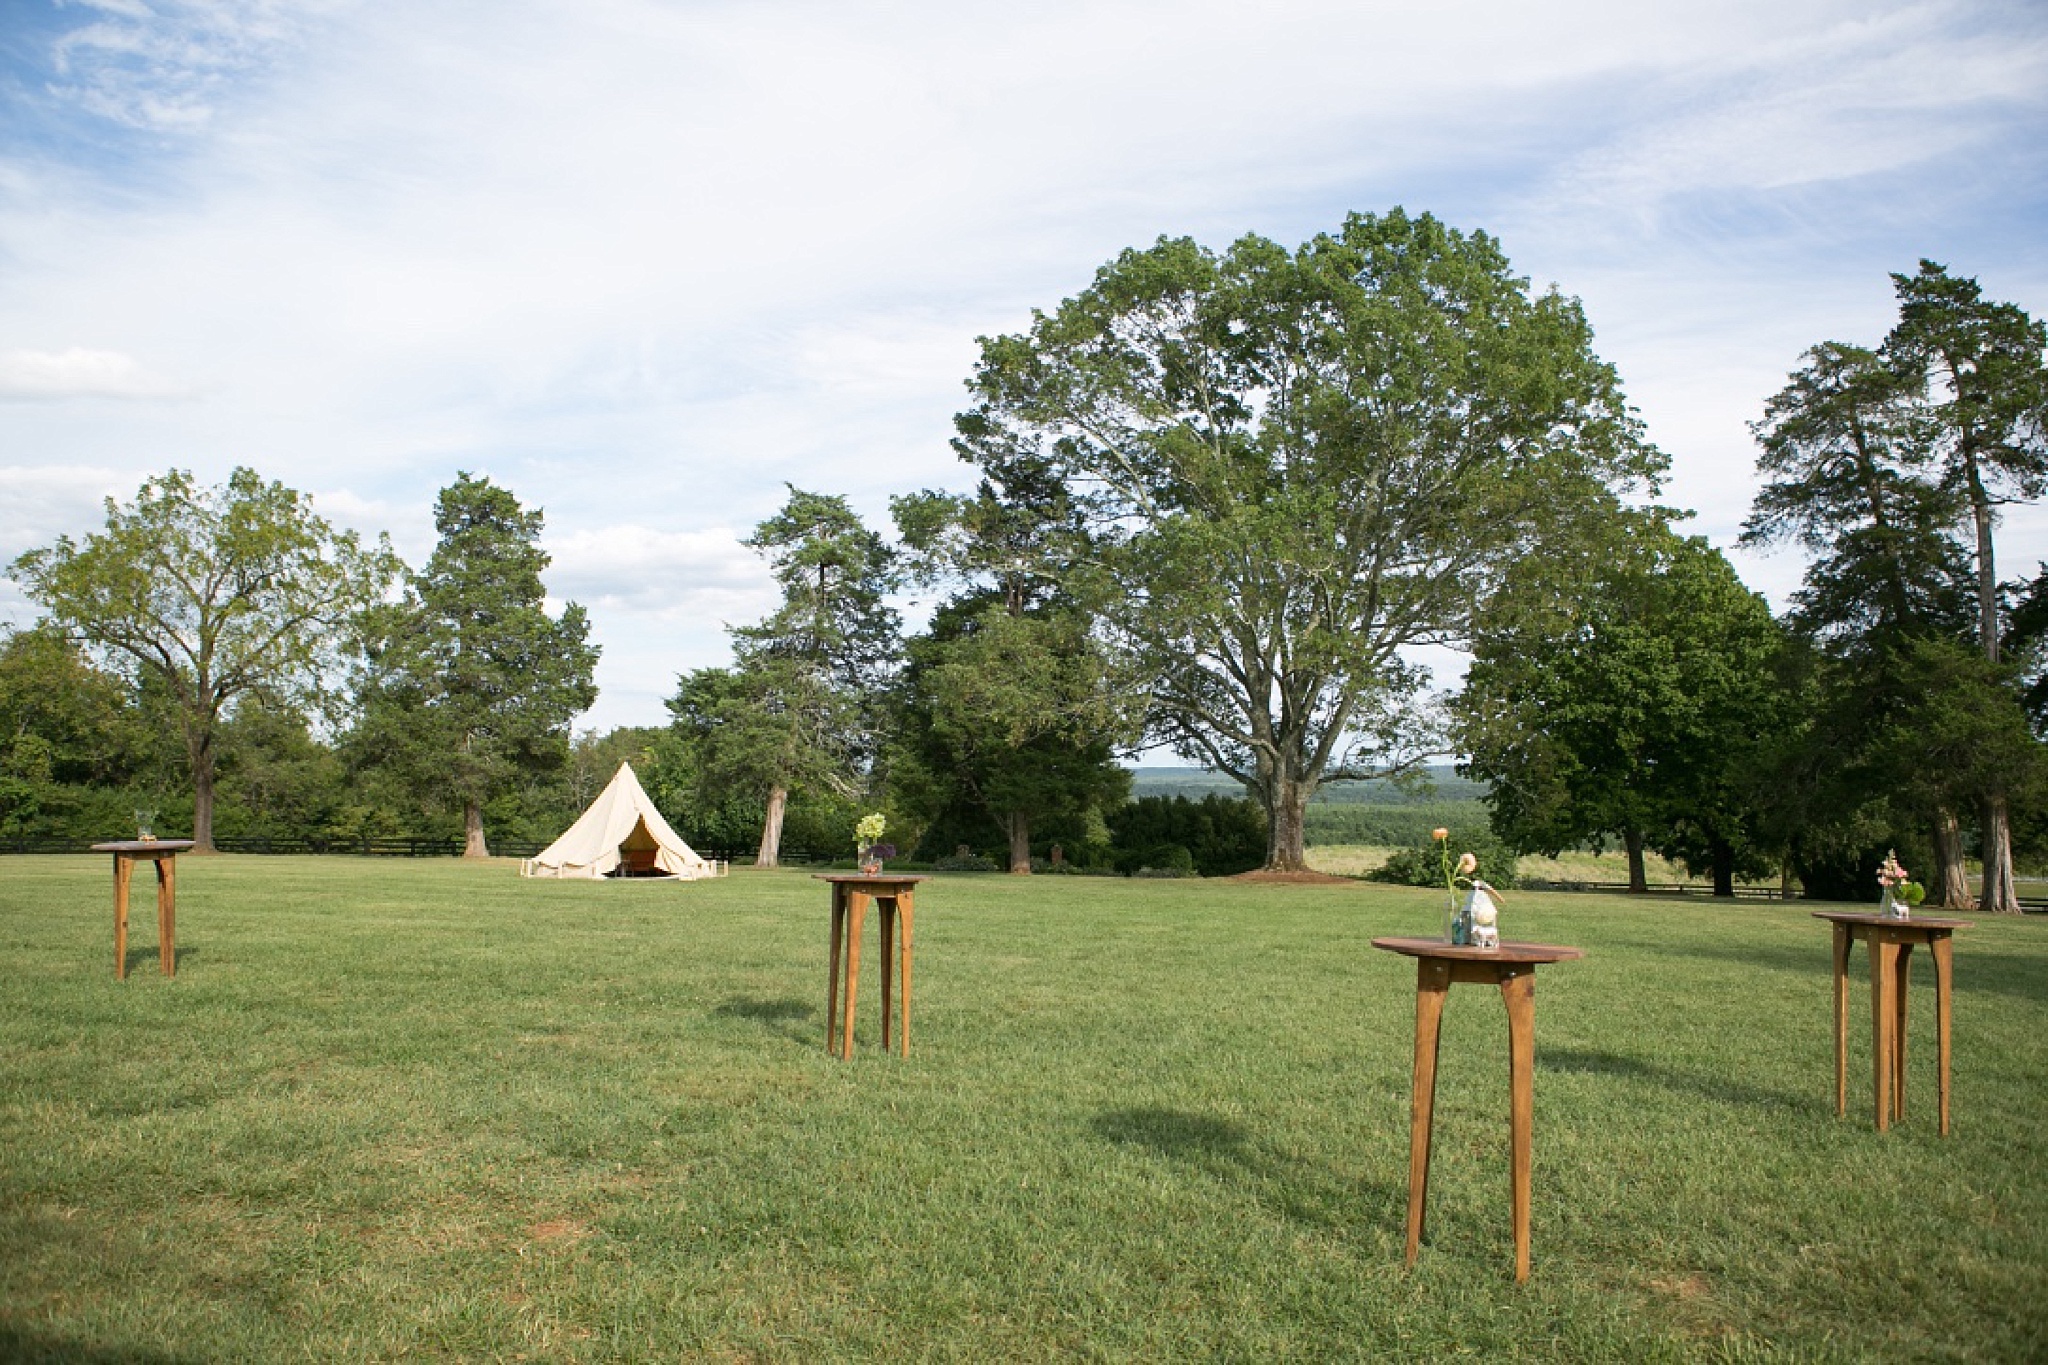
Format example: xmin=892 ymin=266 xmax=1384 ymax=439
xmin=615 ymin=819 xmax=663 ymax=877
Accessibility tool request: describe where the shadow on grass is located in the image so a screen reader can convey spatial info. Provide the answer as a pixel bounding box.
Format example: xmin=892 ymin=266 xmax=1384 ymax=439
xmin=0 ymin=1325 xmax=195 ymax=1363
xmin=714 ymin=996 xmax=815 ymax=1044
xmin=1092 ymin=1106 xmax=1404 ymax=1235
xmin=1540 ymin=1046 xmax=1810 ymax=1112
xmin=121 ymin=945 xmax=196 ymax=974
xmin=1627 ymin=934 xmax=2047 ymax=1003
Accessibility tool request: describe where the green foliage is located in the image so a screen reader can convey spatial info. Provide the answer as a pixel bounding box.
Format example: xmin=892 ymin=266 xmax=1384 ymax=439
xmin=671 ymin=488 xmax=898 ymax=865
xmin=956 ymin=208 xmax=1665 ymax=868
xmin=347 ymin=474 xmax=596 ymax=854
xmin=9 ymin=467 xmax=401 ymax=848
xmin=890 ymin=593 xmax=1133 ymax=873
xmin=1459 ymin=526 xmax=1791 ymax=893
xmin=1368 ymin=826 xmax=1521 ymax=890
xmin=1107 ymin=794 xmax=1266 ymax=877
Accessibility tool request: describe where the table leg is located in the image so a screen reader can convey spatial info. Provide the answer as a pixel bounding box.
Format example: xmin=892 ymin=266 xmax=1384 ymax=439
xmin=1870 ymin=936 xmax=1897 ymax=1132
xmin=880 ymin=898 xmax=896 ymax=1052
xmin=897 ymin=894 xmax=913 ymax=1058
xmin=157 ymin=857 xmax=175 ymax=977
xmin=1406 ymin=958 xmax=1450 ymax=1267
xmin=840 ymin=891 xmax=868 ymax=1062
xmin=1892 ymin=941 xmax=1913 ymax=1123
xmin=1831 ymin=923 xmax=1850 ymax=1117
xmin=1502 ymin=967 xmax=1536 ymax=1285
xmin=1932 ymin=934 xmax=1954 ymax=1136
xmin=112 ymin=853 xmax=134 ymax=980
xmin=826 ymin=889 xmax=846 ymax=1055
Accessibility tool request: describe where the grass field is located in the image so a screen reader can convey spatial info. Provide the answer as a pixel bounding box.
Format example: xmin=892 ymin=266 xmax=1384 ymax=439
xmin=3 ymin=856 xmax=2046 ymax=1361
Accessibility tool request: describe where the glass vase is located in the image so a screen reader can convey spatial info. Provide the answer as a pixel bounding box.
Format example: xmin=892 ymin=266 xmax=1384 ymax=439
xmin=1443 ymin=893 xmax=1471 ymax=946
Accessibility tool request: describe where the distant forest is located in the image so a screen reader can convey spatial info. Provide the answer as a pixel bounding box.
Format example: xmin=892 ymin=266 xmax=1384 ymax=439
xmin=1129 ymin=766 xmax=1487 ymax=847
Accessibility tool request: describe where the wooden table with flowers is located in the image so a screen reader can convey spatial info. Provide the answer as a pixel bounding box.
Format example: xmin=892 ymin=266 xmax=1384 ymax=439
xmin=813 ymin=873 xmax=924 ymax=1061
xmin=1813 ymin=910 xmax=1969 ymax=1134
xmin=1371 ymin=935 xmax=1584 ymax=1284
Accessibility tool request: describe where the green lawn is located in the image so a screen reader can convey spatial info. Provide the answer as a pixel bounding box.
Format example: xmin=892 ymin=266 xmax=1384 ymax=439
xmin=3 ymin=857 xmax=2045 ymax=1361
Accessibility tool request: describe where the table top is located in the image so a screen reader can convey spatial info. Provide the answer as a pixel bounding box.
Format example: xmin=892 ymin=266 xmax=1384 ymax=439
xmin=90 ymin=840 xmax=196 ymax=855
xmin=1811 ymin=910 xmax=1971 ymax=931
xmin=1371 ymin=936 xmax=1585 ymax=965
xmin=811 ymin=873 xmax=929 ymax=887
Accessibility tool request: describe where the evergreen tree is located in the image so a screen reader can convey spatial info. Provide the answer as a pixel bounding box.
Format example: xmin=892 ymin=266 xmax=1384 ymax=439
xmin=1884 ymin=263 xmax=2048 ymax=913
xmin=671 ymin=488 xmax=896 ymax=867
xmin=351 ymin=474 xmax=597 ymax=857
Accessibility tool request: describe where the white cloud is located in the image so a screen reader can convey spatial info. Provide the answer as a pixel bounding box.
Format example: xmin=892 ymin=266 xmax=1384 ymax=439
xmin=546 ymin=524 xmax=775 ymax=629
xmin=0 ymin=348 xmax=187 ymax=400
xmin=2 ymin=0 xmax=2042 ymax=727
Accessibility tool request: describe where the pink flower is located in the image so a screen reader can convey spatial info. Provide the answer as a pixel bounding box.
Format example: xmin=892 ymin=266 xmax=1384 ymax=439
xmin=1456 ymin=852 xmax=1477 ymax=877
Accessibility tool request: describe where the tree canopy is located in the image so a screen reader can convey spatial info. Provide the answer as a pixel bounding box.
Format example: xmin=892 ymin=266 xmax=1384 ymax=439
xmin=349 ymin=473 xmax=597 ymax=858
xmin=953 ymin=208 xmax=1665 ymax=868
xmin=670 ymin=487 xmax=897 ymax=867
xmin=10 ymin=468 xmax=399 ymax=850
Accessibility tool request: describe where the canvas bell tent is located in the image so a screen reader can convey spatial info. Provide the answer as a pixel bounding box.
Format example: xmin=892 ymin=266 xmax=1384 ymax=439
xmin=521 ymin=762 xmax=725 ymax=879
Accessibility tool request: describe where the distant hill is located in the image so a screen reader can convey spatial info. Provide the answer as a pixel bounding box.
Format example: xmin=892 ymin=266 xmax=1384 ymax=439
xmin=1125 ymin=765 xmax=1490 ymax=847
xmin=1126 ymin=764 xmax=1485 ymax=805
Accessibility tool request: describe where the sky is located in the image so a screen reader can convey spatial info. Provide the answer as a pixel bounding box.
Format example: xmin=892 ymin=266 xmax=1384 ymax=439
xmin=2 ymin=0 xmax=2045 ymax=737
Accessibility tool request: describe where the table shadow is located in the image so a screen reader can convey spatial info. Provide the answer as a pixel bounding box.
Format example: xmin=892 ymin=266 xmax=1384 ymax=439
xmin=1092 ymin=1105 xmax=1403 ymax=1235
xmin=1539 ymin=1046 xmax=1810 ymax=1112
xmin=1628 ymin=933 xmax=2045 ymax=1003
xmin=714 ymin=995 xmax=815 ymax=1044
xmin=0 ymin=1324 xmax=196 ymax=1363
xmin=121 ymin=945 xmax=195 ymax=974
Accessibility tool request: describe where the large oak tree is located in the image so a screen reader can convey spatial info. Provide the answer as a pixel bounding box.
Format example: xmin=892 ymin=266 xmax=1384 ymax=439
xmin=11 ymin=468 xmax=398 ymax=850
xmin=954 ymin=209 xmax=1664 ymax=869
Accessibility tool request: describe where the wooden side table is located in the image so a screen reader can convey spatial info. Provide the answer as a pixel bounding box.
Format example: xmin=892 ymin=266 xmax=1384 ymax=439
xmin=1813 ymin=911 xmax=1969 ymax=1134
xmin=813 ymin=874 xmax=925 ymax=1060
xmin=1372 ymin=936 xmax=1585 ymax=1284
xmin=91 ymin=840 xmax=195 ymax=979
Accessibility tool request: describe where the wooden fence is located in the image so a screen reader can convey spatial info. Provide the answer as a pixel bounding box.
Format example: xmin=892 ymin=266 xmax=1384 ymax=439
xmin=0 ymin=834 xmax=841 ymax=866
xmin=1521 ymin=878 xmax=2046 ymax=914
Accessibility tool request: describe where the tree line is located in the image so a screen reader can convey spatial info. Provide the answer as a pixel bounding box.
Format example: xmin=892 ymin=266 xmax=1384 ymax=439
xmin=6 ymin=212 xmax=2043 ymax=906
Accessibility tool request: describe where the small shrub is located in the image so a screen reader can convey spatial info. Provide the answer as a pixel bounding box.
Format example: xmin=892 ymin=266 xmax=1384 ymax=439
xmin=1368 ymin=827 xmax=1520 ymax=891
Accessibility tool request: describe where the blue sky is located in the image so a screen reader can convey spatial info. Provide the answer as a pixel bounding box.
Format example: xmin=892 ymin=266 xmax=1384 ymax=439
xmin=3 ymin=0 xmax=2045 ymax=734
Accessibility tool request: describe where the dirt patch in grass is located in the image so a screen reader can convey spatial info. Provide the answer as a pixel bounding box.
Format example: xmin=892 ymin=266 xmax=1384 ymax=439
xmin=526 ymin=1219 xmax=591 ymax=1245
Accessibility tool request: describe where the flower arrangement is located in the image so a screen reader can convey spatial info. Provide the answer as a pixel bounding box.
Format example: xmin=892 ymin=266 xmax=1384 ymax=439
xmin=1435 ymin=828 xmax=1499 ymax=946
xmin=855 ymin=813 xmax=895 ymax=873
xmin=1877 ymin=849 xmax=1924 ymax=918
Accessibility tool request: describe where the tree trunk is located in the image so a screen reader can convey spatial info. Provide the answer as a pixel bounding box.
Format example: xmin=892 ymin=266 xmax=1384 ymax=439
xmin=1005 ymin=810 xmax=1032 ymax=874
xmin=188 ymin=732 xmax=217 ymax=853
xmin=463 ymin=802 xmax=489 ymax=859
xmin=1929 ymin=809 xmax=1971 ymax=909
xmin=1711 ymin=838 xmax=1735 ymax=898
xmin=1262 ymin=773 xmax=1311 ymax=872
xmin=1980 ymin=793 xmax=2020 ymax=914
xmin=1780 ymin=857 xmax=1795 ymax=901
xmin=755 ymin=784 xmax=787 ymax=869
xmin=1623 ymin=829 xmax=1648 ymax=894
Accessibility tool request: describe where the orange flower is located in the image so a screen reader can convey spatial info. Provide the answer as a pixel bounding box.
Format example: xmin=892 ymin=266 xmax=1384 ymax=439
xmin=1431 ymin=827 xmax=1449 ymax=841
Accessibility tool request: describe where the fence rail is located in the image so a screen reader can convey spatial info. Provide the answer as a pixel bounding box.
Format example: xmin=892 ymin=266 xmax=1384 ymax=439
xmin=1521 ymin=878 xmax=2047 ymax=913
xmin=0 ymin=834 xmax=847 ymax=866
